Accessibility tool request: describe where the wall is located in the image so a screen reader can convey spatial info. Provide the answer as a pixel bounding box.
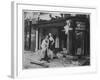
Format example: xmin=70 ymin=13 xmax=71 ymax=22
xmin=0 ymin=0 xmax=100 ymax=80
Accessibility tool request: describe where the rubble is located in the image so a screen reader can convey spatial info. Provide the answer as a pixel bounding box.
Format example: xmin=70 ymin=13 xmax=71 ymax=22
xmin=23 ymin=51 xmax=90 ymax=69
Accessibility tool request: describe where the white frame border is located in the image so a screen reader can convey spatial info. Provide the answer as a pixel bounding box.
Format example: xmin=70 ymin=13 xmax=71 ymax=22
xmin=11 ymin=1 xmax=97 ymax=78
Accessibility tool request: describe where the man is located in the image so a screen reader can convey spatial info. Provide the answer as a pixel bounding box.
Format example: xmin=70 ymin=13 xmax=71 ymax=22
xmin=40 ymin=35 xmax=49 ymax=62
xmin=48 ymin=33 xmax=55 ymax=50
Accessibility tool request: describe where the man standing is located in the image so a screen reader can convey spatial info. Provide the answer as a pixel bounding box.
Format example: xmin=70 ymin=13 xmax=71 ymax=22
xmin=48 ymin=33 xmax=55 ymax=50
xmin=40 ymin=35 xmax=49 ymax=62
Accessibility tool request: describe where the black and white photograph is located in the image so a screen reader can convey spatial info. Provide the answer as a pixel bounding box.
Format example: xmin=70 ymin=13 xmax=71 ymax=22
xmin=23 ymin=11 xmax=90 ymax=69
xmin=11 ymin=2 xmax=97 ymax=78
